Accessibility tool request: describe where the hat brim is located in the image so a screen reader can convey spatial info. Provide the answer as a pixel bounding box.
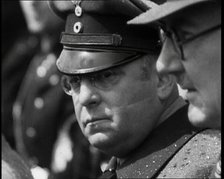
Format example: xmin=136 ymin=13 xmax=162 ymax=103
xmin=128 ymin=0 xmax=210 ymax=25
xmin=57 ymin=48 xmax=142 ymax=74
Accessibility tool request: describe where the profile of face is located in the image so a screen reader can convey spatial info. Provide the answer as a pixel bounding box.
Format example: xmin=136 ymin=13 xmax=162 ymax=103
xmin=20 ymin=0 xmax=62 ymax=34
xmin=156 ymin=3 xmax=221 ymax=129
xmin=62 ymin=54 xmax=173 ymax=157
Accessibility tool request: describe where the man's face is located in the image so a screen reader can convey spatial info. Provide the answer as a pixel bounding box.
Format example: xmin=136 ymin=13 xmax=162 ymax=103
xmin=156 ymin=3 xmax=221 ymax=129
xmin=67 ymin=55 xmax=163 ymax=157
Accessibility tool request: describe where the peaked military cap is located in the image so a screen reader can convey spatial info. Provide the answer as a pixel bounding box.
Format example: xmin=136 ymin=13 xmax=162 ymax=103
xmin=128 ymin=0 xmax=214 ymax=25
xmin=48 ymin=0 xmax=161 ymax=74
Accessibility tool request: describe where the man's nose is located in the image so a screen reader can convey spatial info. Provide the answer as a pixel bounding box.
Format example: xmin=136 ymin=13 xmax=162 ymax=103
xmin=78 ymin=80 xmax=101 ymax=108
xmin=156 ymin=39 xmax=184 ymax=76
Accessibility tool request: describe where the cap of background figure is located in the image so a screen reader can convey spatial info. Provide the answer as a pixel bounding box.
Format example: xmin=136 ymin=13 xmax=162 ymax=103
xmin=48 ymin=0 xmax=161 ymax=75
xmin=128 ymin=0 xmax=213 ymax=25
xmin=20 ymin=0 xmax=63 ymax=34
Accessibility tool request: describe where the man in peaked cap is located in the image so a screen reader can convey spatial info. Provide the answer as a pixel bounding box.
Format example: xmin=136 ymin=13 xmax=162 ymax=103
xmin=129 ymin=0 xmax=221 ymax=178
xmin=48 ymin=0 xmax=220 ymax=178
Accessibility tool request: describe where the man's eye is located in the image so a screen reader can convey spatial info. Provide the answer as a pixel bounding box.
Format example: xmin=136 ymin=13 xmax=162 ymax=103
xmin=175 ymin=28 xmax=194 ymax=42
xmin=100 ymin=70 xmax=119 ymax=81
xmin=97 ymin=69 xmax=121 ymax=88
xmin=70 ymin=76 xmax=81 ymax=84
xmin=102 ymin=70 xmax=114 ymax=78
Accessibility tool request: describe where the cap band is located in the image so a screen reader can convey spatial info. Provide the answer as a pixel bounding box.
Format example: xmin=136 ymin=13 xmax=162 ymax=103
xmin=61 ymin=33 xmax=122 ymax=46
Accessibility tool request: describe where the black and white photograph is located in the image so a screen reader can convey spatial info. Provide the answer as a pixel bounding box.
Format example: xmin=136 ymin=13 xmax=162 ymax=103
xmin=1 ymin=1 xmax=221 ymax=178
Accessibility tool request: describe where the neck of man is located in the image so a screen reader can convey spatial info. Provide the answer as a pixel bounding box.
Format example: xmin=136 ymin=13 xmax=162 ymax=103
xmin=115 ymin=96 xmax=186 ymax=166
xmin=157 ymin=96 xmax=186 ymax=127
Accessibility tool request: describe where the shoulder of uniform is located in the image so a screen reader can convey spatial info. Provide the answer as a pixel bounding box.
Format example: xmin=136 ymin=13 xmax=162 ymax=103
xmin=158 ymin=129 xmax=221 ymax=178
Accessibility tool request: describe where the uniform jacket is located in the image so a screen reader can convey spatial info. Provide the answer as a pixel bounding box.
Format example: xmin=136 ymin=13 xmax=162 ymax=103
xmin=101 ymin=105 xmax=221 ymax=178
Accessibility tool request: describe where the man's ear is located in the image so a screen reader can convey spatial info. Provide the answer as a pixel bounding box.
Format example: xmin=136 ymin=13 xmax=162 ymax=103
xmin=157 ymin=74 xmax=176 ymax=100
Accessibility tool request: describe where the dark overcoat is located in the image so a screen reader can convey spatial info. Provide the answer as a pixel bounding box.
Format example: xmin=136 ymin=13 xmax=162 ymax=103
xmin=101 ymin=105 xmax=221 ymax=178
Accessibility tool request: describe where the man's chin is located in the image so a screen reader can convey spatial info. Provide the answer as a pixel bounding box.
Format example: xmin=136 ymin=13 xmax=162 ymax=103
xmin=187 ymin=103 xmax=208 ymax=128
xmin=88 ymin=133 xmax=111 ymax=149
xmin=188 ymin=103 xmax=221 ymax=129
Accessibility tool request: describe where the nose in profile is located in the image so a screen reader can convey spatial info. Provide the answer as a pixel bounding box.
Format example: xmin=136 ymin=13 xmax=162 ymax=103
xmin=156 ymin=39 xmax=184 ymax=76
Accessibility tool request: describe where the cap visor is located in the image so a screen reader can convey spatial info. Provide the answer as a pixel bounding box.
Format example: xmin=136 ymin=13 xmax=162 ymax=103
xmin=57 ymin=48 xmax=141 ymax=74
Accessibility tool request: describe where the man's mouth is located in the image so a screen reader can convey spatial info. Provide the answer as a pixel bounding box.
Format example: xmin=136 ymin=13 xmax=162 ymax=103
xmin=186 ymin=88 xmax=196 ymax=93
xmin=84 ymin=117 xmax=110 ymax=127
xmin=176 ymin=74 xmax=196 ymax=92
xmin=178 ymin=79 xmax=196 ymax=93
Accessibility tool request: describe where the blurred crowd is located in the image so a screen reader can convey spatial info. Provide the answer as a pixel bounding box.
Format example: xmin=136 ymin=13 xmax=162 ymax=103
xmin=1 ymin=1 xmax=109 ymax=179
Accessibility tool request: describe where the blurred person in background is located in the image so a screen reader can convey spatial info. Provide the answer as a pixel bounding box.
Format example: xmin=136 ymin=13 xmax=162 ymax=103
xmin=1 ymin=0 xmax=39 ymax=149
xmin=2 ymin=2 xmax=36 ymax=178
xmin=129 ymin=0 xmax=221 ymax=178
xmin=8 ymin=1 xmax=106 ymax=178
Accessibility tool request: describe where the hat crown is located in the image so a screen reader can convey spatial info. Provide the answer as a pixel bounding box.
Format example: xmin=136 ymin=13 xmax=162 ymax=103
xmin=49 ymin=0 xmax=160 ymax=52
xmin=49 ymin=0 xmax=145 ymax=19
xmin=48 ymin=0 xmax=161 ymax=74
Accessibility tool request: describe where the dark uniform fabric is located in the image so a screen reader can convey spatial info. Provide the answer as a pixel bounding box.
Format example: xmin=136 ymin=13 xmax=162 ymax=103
xmin=101 ymin=105 xmax=221 ymax=178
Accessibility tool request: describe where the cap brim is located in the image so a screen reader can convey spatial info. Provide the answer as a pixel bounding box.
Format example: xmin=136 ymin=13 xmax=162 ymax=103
xmin=128 ymin=0 xmax=210 ymax=25
xmin=57 ymin=48 xmax=142 ymax=74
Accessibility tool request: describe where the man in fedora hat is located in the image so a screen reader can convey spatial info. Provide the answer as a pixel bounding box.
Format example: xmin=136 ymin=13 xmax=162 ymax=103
xmin=129 ymin=0 xmax=221 ymax=178
xmin=48 ymin=0 xmax=220 ymax=178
